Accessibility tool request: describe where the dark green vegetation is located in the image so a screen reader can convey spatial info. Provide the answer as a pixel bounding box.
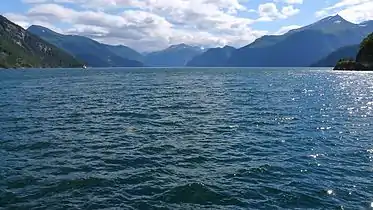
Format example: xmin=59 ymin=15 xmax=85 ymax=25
xmin=0 ymin=16 xmax=82 ymax=68
xmin=333 ymin=59 xmax=368 ymax=70
xmin=187 ymin=46 xmax=235 ymax=67
xmin=357 ymin=33 xmax=373 ymax=65
xmin=144 ymin=44 xmax=205 ymax=67
xmin=27 ymin=25 xmax=143 ymax=67
xmin=334 ymin=33 xmax=373 ymax=70
xmin=312 ymin=45 xmax=359 ymax=67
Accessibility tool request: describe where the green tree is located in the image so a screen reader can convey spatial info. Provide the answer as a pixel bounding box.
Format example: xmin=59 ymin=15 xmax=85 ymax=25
xmin=356 ymin=33 xmax=373 ymax=65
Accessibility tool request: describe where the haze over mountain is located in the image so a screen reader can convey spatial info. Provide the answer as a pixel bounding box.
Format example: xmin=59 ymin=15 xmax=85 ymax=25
xmin=27 ymin=25 xmax=143 ymax=67
xmin=0 ymin=16 xmax=81 ymax=68
xmin=143 ymin=44 xmax=205 ymax=67
xmin=187 ymin=46 xmax=236 ymax=67
xmin=312 ymin=45 xmax=360 ymax=67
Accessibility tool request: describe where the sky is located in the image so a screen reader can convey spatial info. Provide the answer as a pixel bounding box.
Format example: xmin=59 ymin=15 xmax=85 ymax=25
xmin=1 ymin=0 xmax=373 ymax=52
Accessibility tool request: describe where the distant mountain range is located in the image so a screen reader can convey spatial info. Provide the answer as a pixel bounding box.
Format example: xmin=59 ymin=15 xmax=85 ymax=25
xmin=0 ymin=15 xmax=81 ymax=68
xmin=28 ymin=25 xmax=205 ymax=67
xmin=27 ymin=25 xmax=143 ymax=67
xmin=144 ymin=44 xmax=205 ymax=67
xmin=227 ymin=29 xmax=342 ymax=67
xmin=226 ymin=15 xmax=373 ymax=67
xmin=187 ymin=46 xmax=235 ymax=67
xmin=2 ymin=14 xmax=373 ymax=68
xmin=189 ymin=15 xmax=373 ymax=67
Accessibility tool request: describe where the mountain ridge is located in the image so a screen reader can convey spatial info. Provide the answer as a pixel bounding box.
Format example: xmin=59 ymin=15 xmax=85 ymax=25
xmin=187 ymin=46 xmax=236 ymax=67
xmin=200 ymin=14 xmax=373 ymax=67
xmin=227 ymin=29 xmax=343 ymax=67
xmin=4 ymin=14 xmax=373 ymax=68
xmin=0 ymin=16 xmax=82 ymax=68
xmin=311 ymin=45 xmax=360 ymax=67
xmin=143 ymin=44 xmax=205 ymax=67
xmin=27 ymin=25 xmax=144 ymax=67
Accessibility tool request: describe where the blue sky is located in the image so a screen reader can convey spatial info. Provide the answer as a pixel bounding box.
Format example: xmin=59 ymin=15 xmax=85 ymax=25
xmin=1 ymin=0 xmax=373 ymax=51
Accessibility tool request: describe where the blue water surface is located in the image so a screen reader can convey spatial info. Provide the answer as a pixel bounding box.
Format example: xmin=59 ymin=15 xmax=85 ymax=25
xmin=0 ymin=68 xmax=372 ymax=209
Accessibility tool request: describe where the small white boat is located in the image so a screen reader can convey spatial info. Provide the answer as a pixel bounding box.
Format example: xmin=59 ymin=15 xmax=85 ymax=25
xmin=82 ymin=65 xmax=87 ymax=69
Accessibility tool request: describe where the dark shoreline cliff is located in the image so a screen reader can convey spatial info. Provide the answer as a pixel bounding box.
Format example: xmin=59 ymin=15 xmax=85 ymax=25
xmin=334 ymin=33 xmax=373 ymax=71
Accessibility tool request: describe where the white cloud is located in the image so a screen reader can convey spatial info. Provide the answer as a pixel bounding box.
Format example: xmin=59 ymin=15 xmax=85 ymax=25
xmin=315 ymin=10 xmax=328 ymax=18
xmin=7 ymin=2 xmax=270 ymax=52
xmin=315 ymin=0 xmax=373 ymax=23
xmin=3 ymin=12 xmax=63 ymax=33
xmin=324 ymin=0 xmax=371 ymax=10
xmin=8 ymin=0 xmax=302 ymax=51
xmin=257 ymin=3 xmax=299 ymax=21
xmin=338 ymin=2 xmax=373 ymax=23
xmin=274 ymin=0 xmax=304 ymax=5
xmin=275 ymin=24 xmax=302 ymax=35
xmin=258 ymin=3 xmax=284 ymax=20
xmin=285 ymin=0 xmax=303 ymax=4
xmin=281 ymin=5 xmax=300 ymax=17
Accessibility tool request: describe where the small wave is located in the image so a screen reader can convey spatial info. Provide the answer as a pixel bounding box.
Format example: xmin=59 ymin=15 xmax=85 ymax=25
xmin=40 ymin=177 xmax=112 ymax=194
xmin=139 ymin=144 xmax=177 ymax=155
xmin=159 ymin=183 xmax=244 ymax=206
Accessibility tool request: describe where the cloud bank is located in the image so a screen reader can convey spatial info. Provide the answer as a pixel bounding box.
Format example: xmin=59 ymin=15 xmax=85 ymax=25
xmin=6 ymin=0 xmax=372 ymax=51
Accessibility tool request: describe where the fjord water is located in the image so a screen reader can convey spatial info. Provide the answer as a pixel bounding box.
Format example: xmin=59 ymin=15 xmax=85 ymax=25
xmin=1 ymin=68 xmax=372 ymax=209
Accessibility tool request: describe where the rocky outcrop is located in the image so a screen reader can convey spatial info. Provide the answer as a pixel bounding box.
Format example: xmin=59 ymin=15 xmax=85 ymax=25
xmin=356 ymin=33 xmax=373 ymax=67
xmin=334 ymin=33 xmax=373 ymax=71
xmin=333 ymin=59 xmax=368 ymax=70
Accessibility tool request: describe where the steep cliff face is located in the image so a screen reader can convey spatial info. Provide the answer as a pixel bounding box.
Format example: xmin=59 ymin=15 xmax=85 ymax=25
xmin=334 ymin=33 xmax=373 ymax=70
xmin=356 ymin=33 xmax=373 ymax=67
xmin=333 ymin=59 xmax=368 ymax=70
xmin=0 ymin=16 xmax=82 ymax=68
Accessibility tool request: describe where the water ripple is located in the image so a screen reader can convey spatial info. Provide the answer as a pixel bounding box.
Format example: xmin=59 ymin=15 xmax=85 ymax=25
xmin=1 ymin=68 xmax=373 ymax=209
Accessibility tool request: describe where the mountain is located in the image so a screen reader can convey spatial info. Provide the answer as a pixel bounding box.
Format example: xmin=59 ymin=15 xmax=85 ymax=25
xmin=311 ymin=45 xmax=359 ymax=67
xmin=244 ymin=15 xmax=352 ymax=49
xmin=291 ymin=15 xmax=356 ymax=34
xmin=0 ymin=16 xmax=81 ymax=68
xmin=226 ymin=15 xmax=373 ymax=67
xmin=103 ymin=44 xmax=143 ymax=62
xmin=228 ymin=30 xmax=344 ymax=67
xmin=144 ymin=44 xmax=205 ymax=67
xmin=187 ymin=46 xmax=236 ymax=67
xmin=27 ymin=25 xmax=143 ymax=67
